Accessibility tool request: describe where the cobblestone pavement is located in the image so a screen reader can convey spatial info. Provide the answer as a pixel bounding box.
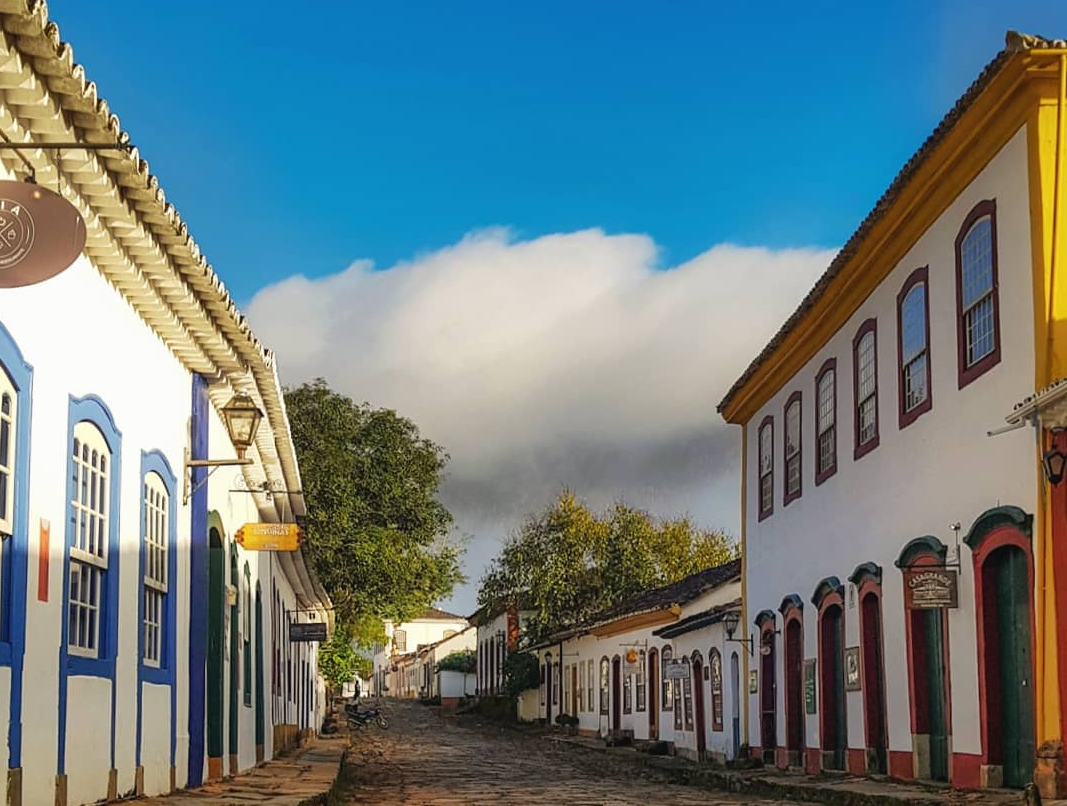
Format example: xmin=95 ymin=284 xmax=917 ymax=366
xmin=339 ymin=699 xmax=801 ymax=805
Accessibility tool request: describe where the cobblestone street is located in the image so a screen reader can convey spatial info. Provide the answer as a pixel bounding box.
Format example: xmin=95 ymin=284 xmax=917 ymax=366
xmin=339 ymin=700 xmax=800 ymax=805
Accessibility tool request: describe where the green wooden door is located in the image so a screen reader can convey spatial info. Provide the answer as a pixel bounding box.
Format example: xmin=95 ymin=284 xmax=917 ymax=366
xmin=924 ymin=610 xmax=949 ymax=782
xmin=207 ymin=531 xmax=225 ymax=760
xmin=829 ymin=608 xmax=846 ymax=771
xmin=996 ymin=547 xmax=1035 ymax=788
xmin=229 ymin=550 xmax=239 ymax=759
xmin=255 ymin=587 xmax=265 ymax=751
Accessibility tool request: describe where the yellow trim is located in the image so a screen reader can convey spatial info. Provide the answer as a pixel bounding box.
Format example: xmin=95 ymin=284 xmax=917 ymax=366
xmin=721 ymin=53 xmax=1063 ymax=425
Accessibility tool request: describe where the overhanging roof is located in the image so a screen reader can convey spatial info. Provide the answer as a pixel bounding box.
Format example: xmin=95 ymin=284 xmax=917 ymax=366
xmin=652 ymin=598 xmax=741 ymax=640
xmin=0 ymin=3 xmax=331 ymax=614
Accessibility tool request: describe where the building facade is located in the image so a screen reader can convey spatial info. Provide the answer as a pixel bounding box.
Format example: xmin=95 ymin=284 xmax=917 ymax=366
xmin=371 ymin=607 xmax=468 ymax=696
xmin=531 ymin=561 xmax=741 ymax=761
xmin=718 ymin=32 xmax=1067 ymax=794
xmin=471 ymin=603 xmax=534 ymax=697
xmin=0 ymin=5 xmax=331 ymax=804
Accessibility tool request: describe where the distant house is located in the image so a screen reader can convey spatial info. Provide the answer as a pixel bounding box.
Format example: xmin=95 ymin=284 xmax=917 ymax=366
xmin=371 ymin=607 xmax=468 ymax=696
xmin=469 ymin=599 xmax=536 ymax=697
xmin=529 ymin=560 xmax=742 ymax=761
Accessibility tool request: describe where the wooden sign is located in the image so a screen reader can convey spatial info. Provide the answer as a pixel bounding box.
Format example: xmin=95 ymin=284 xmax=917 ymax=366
xmin=0 ymin=182 xmax=86 ymax=288
xmin=289 ymin=621 xmax=327 ymax=642
xmin=804 ymin=659 xmax=817 ymax=714
xmin=845 ymin=647 xmax=861 ymax=691
xmin=903 ymin=567 xmax=958 ymax=609
xmin=748 ymin=670 xmax=758 ymax=694
xmin=235 ymin=522 xmax=302 ymax=551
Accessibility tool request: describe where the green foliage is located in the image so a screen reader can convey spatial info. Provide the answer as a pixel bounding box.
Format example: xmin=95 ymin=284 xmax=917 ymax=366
xmin=503 ymin=651 xmax=541 ymax=698
xmin=435 ymin=649 xmax=476 ymax=674
xmin=317 ymin=630 xmax=361 ymax=689
xmin=479 ymin=490 xmax=737 ymax=645
xmin=285 ymin=379 xmax=465 ymax=633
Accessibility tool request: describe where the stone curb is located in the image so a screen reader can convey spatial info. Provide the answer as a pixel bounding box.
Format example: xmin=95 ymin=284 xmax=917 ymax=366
xmin=546 ymin=736 xmax=1024 ymax=806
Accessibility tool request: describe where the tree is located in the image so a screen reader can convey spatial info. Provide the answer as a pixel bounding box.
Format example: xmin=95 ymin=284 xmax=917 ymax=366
xmin=478 ymin=490 xmax=736 ymax=645
xmin=435 ymin=649 xmax=476 ymax=674
xmin=317 ymin=629 xmax=371 ymax=689
xmin=285 ymin=379 xmax=465 ymax=640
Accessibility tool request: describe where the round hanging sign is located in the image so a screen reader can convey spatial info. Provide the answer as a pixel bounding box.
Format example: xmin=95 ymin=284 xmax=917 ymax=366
xmin=0 ymin=181 xmax=86 ymax=288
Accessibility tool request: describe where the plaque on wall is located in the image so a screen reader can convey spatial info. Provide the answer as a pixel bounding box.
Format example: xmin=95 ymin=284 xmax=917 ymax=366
xmin=902 ymin=567 xmax=959 ymax=609
xmin=803 ymin=659 xmax=817 ymax=714
xmin=844 ymin=647 xmax=861 ymax=691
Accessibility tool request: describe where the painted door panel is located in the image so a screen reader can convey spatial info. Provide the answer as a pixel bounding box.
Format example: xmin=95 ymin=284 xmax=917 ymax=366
xmin=996 ymin=547 xmax=1034 ymax=788
xmin=924 ymin=610 xmax=949 ymax=782
xmin=206 ymin=535 xmax=224 ymax=761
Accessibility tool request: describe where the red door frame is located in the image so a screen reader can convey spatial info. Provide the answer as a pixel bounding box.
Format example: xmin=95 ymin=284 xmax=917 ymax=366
xmin=611 ymin=655 xmax=622 ymax=732
xmin=965 ymin=508 xmax=1036 ymax=783
xmin=757 ymin=612 xmax=778 ymax=760
xmin=814 ymin=581 xmax=846 ymax=772
xmin=850 ymin=563 xmax=888 ymax=775
xmin=780 ymin=596 xmax=804 ymax=769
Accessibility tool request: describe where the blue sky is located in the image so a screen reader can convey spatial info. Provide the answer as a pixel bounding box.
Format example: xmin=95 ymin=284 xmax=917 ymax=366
xmin=54 ymin=1 xmax=1067 ymax=304
xmin=54 ymin=1 xmax=1067 ymax=611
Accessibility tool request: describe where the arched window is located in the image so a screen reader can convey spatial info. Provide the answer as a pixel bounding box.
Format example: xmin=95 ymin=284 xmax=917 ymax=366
xmin=709 ymin=648 xmax=724 ymax=732
xmin=898 ymin=267 xmax=932 ymax=427
xmin=956 ymin=200 xmax=1000 ymax=386
xmin=69 ymin=419 xmax=115 ymax=659
xmin=815 ymin=359 xmax=837 ymax=484
xmin=636 ymin=650 xmax=646 ymax=712
xmin=757 ymin=418 xmax=773 ymax=520
xmin=139 ymin=451 xmax=176 ymax=684
xmin=599 ymin=656 xmax=610 ymax=715
xmin=586 ymin=659 xmax=594 ymax=712
xmin=853 ymin=319 xmax=879 ymax=459
xmin=661 ymin=646 xmax=673 ymax=711
xmin=0 ymin=371 xmax=17 ymax=538
xmin=393 ymin=629 xmax=407 ymax=653
xmin=623 ymin=661 xmax=632 ymax=714
xmin=784 ymin=392 xmax=802 ymax=505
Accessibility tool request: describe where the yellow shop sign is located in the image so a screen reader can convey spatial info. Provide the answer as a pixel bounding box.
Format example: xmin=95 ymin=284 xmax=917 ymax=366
xmin=235 ymin=522 xmax=303 ymax=551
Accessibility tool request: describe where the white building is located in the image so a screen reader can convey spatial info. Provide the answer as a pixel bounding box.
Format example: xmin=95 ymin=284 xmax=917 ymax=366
xmin=417 ymin=625 xmax=476 ymax=700
xmin=531 ymin=561 xmax=742 ymax=761
xmin=717 ymin=33 xmax=1067 ymax=793
xmin=371 ymin=607 xmax=468 ymax=696
xmin=0 ymin=5 xmax=331 ymax=804
xmin=471 ymin=601 xmax=535 ymax=697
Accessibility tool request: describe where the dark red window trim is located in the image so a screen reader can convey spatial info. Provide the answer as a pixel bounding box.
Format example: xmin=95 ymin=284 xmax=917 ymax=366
xmin=897 ymin=266 xmax=933 ymax=429
xmin=783 ymin=391 xmax=802 ymax=506
xmin=955 ymin=199 xmax=1001 ymax=389
xmin=852 ymin=318 xmax=880 ymax=461
xmin=757 ymin=415 xmax=774 ymax=521
xmin=814 ymin=358 xmax=837 ymax=486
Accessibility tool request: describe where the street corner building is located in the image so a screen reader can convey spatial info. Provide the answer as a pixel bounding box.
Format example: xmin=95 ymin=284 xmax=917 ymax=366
xmin=0 ymin=4 xmax=332 ymax=805
xmin=529 ymin=560 xmax=742 ymax=762
xmin=717 ymin=31 xmax=1067 ymax=796
xmin=371 ymin=607 xmax=469 ymax=699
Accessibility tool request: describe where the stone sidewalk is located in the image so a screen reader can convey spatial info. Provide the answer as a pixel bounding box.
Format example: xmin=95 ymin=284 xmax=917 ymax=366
xmin=547 ymin=733 xmax=1025 ymax=806
xmin=135 ymin=738 xmax=346 ymax=806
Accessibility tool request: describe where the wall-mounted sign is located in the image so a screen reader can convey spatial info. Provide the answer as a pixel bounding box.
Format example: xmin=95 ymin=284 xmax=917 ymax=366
xmin=803 ymin=659 xmax=817 ymax=714
xmin=289 ymin=621 xmax=327 ymax=642
xmin=845 ymin=647 xmax=861 ymax=691
xmin=0 ymin=182 xmax=86 ymax=288
xmin=748 ymin=670 xmax=758 ymax=695
xmin=665 ymin=659 xmax=689 ymax=680
xmin=623 ymin=648 xmax=639 ymax=674
xmin=903 ymin=567 xmax=958 ymax=609
xmin=235 ymin=522 xmax=303 ymax=551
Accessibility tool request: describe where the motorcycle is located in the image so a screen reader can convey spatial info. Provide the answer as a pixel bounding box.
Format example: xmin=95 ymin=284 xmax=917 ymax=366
xmin=345 ymin=700 xmax=389 ymax=730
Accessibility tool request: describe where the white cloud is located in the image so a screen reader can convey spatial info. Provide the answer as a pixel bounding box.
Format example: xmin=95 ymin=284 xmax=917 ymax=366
xmin=247 ymin=228 xmax=835 ymax=612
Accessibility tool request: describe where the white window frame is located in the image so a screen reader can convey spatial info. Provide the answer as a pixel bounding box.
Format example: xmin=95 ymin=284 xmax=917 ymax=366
xmin=817 ymin=369 xmax=836 ymax=474
xmin=901 ymin=283 xmax=929 ymax=412
xmin=69 ymin=422 xmax=110 ymax=658
xmin=960 ymin=217 xmax=995 ymax=367
xmin=142 ymin=471 xmax=169 ymax=667
xmin=0 ymin=368 xmax=16 ymax=537
xmin=784 ymin=398 xmax=801 ymax=497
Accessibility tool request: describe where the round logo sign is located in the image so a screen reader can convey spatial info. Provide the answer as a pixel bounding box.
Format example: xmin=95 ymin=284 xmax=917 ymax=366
xmin=0 ymin=181 xmax=85 ymax=288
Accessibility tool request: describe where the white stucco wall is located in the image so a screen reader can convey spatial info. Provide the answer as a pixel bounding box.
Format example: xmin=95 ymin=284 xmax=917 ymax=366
xmin=741 ymin=126 xmax=1037 ymax=764
xmin=538 ymin=579 xmax=742 ymax=759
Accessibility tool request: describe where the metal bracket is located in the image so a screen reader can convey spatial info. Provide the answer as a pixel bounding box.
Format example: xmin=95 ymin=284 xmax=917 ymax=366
xmin=182 ymin=446 xmax=252 ymax=505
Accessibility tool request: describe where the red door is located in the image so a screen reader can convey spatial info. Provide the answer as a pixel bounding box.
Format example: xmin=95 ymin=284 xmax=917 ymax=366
xmin=648 ymin=648 xmax=659 ymax=740
xmin=611 ymin=656 xmax=622 ymax=732
xmin=785 ymin=619 xmax=804 ymax=765
xmin=693 ymin=657 xmax=707 ymax=757
xmin=760 ymin=631 xmax=777 ymax=761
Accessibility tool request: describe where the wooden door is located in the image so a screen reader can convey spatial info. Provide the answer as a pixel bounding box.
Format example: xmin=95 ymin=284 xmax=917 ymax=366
xmin=820 ymin=605 xmax=846 ymax=770
xmin=730 ymin=653 xmax=741 ymax=759
xmin=648 ymin=649 xmax=659 ymax=740
xmin=692 ymin=657 xmax=707 ymax=756
xmin=760 ymin=632 xmax=777 ymax=760
xmin=860 ymin=594 xmax=887 ymax=774
xmin=572 ymin=665 xmax=579 ymax=717
xmin=923 ymin=609 xmax=949 ymax=782
xmin=206 ymin=528 xmax=225 ymax=770
xmin=785 ymin=619 xmax=804 ymax=759
xmin=611 ymin=656 xmax=621 ymax=732
xmin=545 ymin=660 xmax=553 ymax=725
xmin=992 ymin=547 xmax=1035 ymax=788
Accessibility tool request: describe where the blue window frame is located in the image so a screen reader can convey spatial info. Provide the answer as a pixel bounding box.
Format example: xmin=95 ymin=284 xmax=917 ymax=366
xmin=138 ymin=451 xmax=177 ymax=682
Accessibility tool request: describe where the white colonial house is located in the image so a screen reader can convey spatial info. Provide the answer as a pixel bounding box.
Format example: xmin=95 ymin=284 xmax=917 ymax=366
xmin=371 ymin=607 xmax=468 ymax=696
xmin=530 ymin=560 xmax=741 ymax=761
xmin=470 ymin=600 xmax=535 ymax=697
xmin=0 ymin=5 xmax=331 ymax=805
xmin=718 ymin=32 xmax=1067 ymax=796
